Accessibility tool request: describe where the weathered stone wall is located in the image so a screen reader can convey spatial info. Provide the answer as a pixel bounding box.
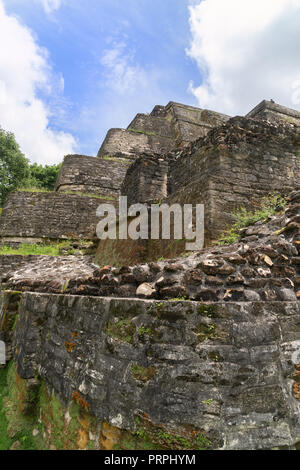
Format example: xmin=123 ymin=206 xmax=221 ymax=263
xmin=7 ymin=189 xmax=300 ymax=303
xmin=98 ymin=102 xmax=231 ymax=160
xmin=0 ymin=255 xmax=94 ymax=286
xmin=168 ymin=116 xmax=300 ymax=242
xmin=117 ymin=116 xmax=300 ymax=246
xmin=150 ymin=105 xmax=167 ymax=117
xmin=97 ymin=128 xmax=174 ymax=160
xmin=5 ymin=292 xmax=300 ymax=450
xmin=55 ymin=154 xmax=131 ymax=197
xmin=0 ymin=191 xmax=109 ymax=240
xmin=165 ymin=101 xmax=230 ymax=146
xmin=121 ymin=153 xmax=169 ymax=206
xmin=0 ymin=255 xmax=51 ymax=283
xmin=247 ymin=100 xmax=300 ymax=126
xmin=1 ymin=189 xmax=299 ymax=451
xmin=127 ymin=113 xmax=175 ymax=138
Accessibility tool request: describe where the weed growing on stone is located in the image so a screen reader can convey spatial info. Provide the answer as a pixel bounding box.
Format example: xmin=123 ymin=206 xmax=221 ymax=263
xmin=130 ymin=365 xmax=156 ymax=383
xmin=137 ymin=326 xmax=153 ymax=337
xmin=201 ymin=399 xmax=213 ymax=405
xmin=106 ymin=318 xmax=136 ymax=344
xmin=195 ymin=323 xmax=217 ymax=343
xmin=197 ymin=304 xmax=218 ymax=317
xmin=218 ymin=193 xmax=287 ymax=245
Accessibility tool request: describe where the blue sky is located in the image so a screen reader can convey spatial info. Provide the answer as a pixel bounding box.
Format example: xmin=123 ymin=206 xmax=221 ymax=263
xmin=1 ymin=0 xmax=200 ymax=162
xmin=1 ymin=0 xmax=300 ymax=164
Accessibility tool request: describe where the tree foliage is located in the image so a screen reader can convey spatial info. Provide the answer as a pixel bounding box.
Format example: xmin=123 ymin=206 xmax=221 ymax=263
xmin=0 ymin=128 xmax=31 ymax=206
xmin=29 ymin=162 xmax=61 ymax=192
xmin=0 ymin=128 xmax=61 ymax=206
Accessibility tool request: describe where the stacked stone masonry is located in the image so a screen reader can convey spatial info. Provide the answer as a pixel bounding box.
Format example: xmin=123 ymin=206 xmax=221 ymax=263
xmin=0 ymin=192 xmax=110 ymax=241
xmin=6 ymin=293 xmax=300 ymax=450
xmin=247 ymin=100 xmax=300 ymax=126
xmin=1 ymin=99 xmax=300 ymax=245
xmin=6 ymin=190 xmax=300 ymax=304
xmin=98 ymin=101 xmax=231 ymax=159
xmin=121 ymin=115 xmax=300 ymax=244
xmin=0 ymin=99 xmax=300 ymax=451
xmin=121 ymin=153 xmax=170 ymax=206
xmin=55 ymin=154 xmax=131 ymax=197
xmin=167 ymin=116 xmax=300 ymax=243
xmin=0 ymin=191 xmax=299 ymax=451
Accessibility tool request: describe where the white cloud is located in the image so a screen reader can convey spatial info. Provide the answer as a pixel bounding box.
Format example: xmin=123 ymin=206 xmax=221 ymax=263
xmin=187 ymin=0 xmax=300 ymax=115
xmin=94 ymin=40 xmax=168 ymax=128
xmin=39 ymin=0 xmax=62 ymax=14
xmin=100 ymin=42 xmax=152 ymax=95
xmin=0 ymin=1 xmax=75 ymax=164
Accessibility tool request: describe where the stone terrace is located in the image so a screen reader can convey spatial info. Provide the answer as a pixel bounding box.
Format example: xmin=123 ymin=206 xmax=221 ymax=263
xmin=5 ymin=190 xmax=300 ymax=304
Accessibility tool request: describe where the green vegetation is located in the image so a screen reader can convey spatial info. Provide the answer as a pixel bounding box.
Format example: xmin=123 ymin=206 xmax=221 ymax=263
xmin=16 ymin=187 xmax=51 ymax=193
xmin=28 ymin=162 xmax=61 ymax=192
xmin=130 ymin=365 xmax=156 ymax=383
xmin=197 ymin=304 xmax=218 ymax=317
xmin=117 ymin=415 xmax=212 ymax=451
xmin=0 ymin=128 xmax=31 ymax=206
xmin=0 ymin=362 xmax=98 ymax=450
xmin=0 ymin=127 xmax=61 ymax=206
xmin=218 ymin=193 xmax=287 ymax=245
xmin=202 ymin=399 xmax=213 ymax=405
xmin=106 ymin=318 xmax=136 ymax=344
xmin=0 ymin=363 xmax=40 ymax=450
xmin=155 ymin=430 xmax=211 ymax=450
xmin=195 ymin=322 xmax=217 ymax=343
xmin=137 ymin=326 xmax=153 ymax=337
xmin=0 ymin=361 xmax=211 ymax=450
xmin=0 ymin=241 xmax=77 ymax=256
xmin=0 ymin=366 xmax=13 ymax=450
xmin=101 ymin=155 xmax=131 ymax=164
xmin=114 ymin=415 xmax=211 ymax=451
xmin=61 ymin=190 xmax=117 ymax=200
xmin=127 ymin=128 xmax=157 ymax=136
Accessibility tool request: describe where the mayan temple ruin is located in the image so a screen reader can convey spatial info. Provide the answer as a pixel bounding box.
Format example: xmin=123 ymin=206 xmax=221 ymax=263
xmin=0 ymin=98 xmax=300 ymax=450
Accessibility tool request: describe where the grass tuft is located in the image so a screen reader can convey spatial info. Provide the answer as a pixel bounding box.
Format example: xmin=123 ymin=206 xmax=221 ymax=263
xmin=0 ymin=241 xmax=76 ymax=256
xmin=218 ymin=193 xmax=287 ymax=246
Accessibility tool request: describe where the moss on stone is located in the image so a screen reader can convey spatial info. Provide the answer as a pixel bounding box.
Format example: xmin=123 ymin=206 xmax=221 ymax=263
xmin=106 ymin=318 xmax=136 ymax=344
xmin=195 ymin=322 xmax=217 ymax=343
xmin=0 ymin=361 xmax=214 ymax=450
xmin=114 ymin=415 xmax=212 ymax=450
xmin=0 ymin=291 xmax=21 ymax=333
xmin=130 ymin=365 xmax=156 ymax=383
xmin=0 ymin=362 xmax=41 ymax=450
xmin=197 ymin=304 xmax=218 ymax=317
xmin=127 ymin=128 xmax=157 ymax=136
xmin=0 ymin=361 xmax=100 ymax=450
